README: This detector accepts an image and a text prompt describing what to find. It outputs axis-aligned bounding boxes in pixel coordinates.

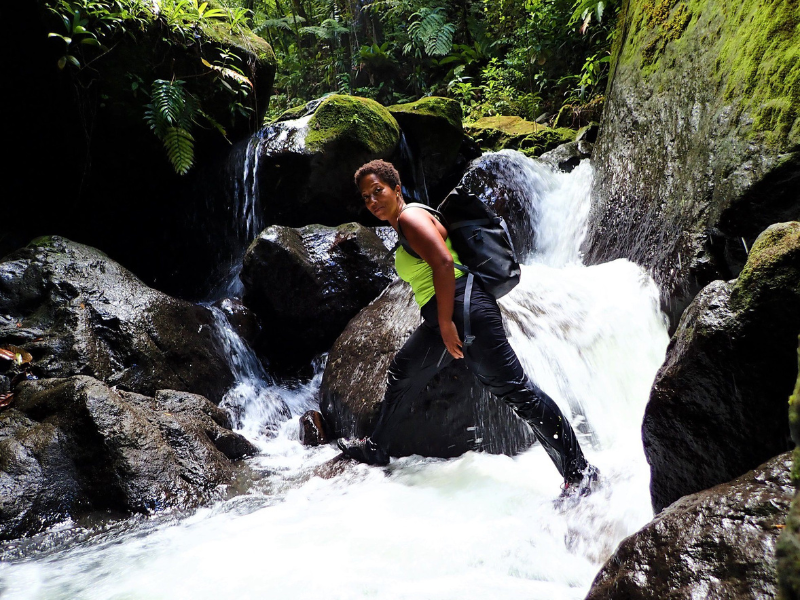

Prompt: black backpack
[392,187,521,346]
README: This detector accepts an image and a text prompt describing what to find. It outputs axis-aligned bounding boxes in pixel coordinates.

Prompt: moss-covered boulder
[465,116,576,157]
[777,338,800,599]
[388,97,474,197]
[5,2,277,298]
[643,222,800,512]
[240,223,395,369]
[586,453,794,600]
[584,0,800,326]
[250,95,401,226]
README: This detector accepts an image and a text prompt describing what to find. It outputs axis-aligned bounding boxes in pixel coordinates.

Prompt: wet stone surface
[586,452,793,600]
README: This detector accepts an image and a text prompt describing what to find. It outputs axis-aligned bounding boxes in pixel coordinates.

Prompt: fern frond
[163,126,195,175]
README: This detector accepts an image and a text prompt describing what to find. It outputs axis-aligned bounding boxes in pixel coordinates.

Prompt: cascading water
[0,151,670,600]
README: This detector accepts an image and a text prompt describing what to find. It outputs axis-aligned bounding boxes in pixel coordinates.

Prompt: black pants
[371,276,588,481]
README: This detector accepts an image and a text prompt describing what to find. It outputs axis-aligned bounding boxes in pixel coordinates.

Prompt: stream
[0,151,670,600]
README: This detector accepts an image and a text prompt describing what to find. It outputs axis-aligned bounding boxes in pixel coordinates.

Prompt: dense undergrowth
[254,0,619,125]
[41,0,618,175]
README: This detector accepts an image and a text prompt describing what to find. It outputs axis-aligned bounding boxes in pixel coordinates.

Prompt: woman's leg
[338,318,453,464]
[455,282,591,483]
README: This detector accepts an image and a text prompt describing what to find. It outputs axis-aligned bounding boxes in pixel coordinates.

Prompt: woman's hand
[440,320,464,360]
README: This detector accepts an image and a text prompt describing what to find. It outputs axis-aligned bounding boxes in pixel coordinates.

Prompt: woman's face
[360,173,401,222]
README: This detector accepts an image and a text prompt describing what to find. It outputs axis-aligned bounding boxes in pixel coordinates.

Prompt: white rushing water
[0,152,670,600]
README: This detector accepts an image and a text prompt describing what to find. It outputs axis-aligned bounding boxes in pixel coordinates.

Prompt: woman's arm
[399,208,464,360]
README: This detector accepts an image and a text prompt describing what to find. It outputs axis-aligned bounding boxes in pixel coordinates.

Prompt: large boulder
[777,338,800,598]
[583,0,800,324]
[586,453,793,600]
[241,223,395,368]
[0,375,255,540]
[5,1,276,298]
[320,279,534,458]
[643,223,800,512]
[246,95,401,226]
[388,97,475,199]
[458,150,569,260]
[0,237,235,402]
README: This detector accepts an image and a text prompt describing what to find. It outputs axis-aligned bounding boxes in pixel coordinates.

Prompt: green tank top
[395,234,465,308]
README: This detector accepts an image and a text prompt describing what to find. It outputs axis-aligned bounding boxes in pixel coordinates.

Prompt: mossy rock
[465,116,574,156]
[248,95,401,226]
[731,222,800,312]
[777,337,800,598]
[388,97,463,132]
[388,97,467,194]
[306,94,399,154]
[584,0,800,326]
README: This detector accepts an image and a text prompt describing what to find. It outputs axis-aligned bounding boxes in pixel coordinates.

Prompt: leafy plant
[144,79,200,175]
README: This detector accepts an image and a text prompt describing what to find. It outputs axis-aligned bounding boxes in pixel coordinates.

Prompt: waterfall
[0,152,670,600]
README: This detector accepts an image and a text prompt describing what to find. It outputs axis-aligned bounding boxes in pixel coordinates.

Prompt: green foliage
[145,79,199,175]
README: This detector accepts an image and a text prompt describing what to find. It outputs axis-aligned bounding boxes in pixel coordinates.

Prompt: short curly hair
[354,159,401,190]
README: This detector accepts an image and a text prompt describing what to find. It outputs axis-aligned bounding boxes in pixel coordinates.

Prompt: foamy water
[0,153,670,600]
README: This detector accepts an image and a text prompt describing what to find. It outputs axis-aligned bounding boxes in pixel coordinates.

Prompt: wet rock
[0,237,235,402]
[212,297,261,346]
[583,0,800,326]
[241,223,395,368]
[586,453,793,600]
[248,95,400,226]
[776,338,800,598]
[458,151,556,259]
[320,279,534,459]
[644,223,800,512]
[388,97,474,198]
[299,410,329,446]
[0,376,254,540]
[538,141,592,173]
[4,3,276,299]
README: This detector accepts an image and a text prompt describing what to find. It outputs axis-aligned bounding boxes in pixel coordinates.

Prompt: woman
[337,160,598,497]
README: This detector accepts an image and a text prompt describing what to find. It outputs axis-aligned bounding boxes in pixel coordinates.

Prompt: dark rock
[776,338,800,598]
[212,297,261,346]
[241,223,395,368]
[458,151,556,259]
[299,410,329,446]
[586,453,793,600]
[388,97,472,199]
[249,95,400,227]
[538,141,592,173]
[583,0,800,326]
[320,279,534,458]
[0,237,235,402]
[0,376,8,394]
[644,223,800,512]
[0,376,254,540]
[4,3,276,299]
[575,122,599,143]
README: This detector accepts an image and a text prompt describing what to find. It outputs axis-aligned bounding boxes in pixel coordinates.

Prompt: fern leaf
[201,58,253,88]
[163,126,195,175]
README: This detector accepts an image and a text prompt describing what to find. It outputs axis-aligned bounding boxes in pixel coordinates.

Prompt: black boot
[336,437,390,466]
[558,464,601,502]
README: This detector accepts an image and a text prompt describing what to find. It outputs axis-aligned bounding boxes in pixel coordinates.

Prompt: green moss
[305,95,400,154]
[199,20,276,66]
[28,236,57,248]
[388,97,463,132]
[518,127,577,157]
[273,104,309,123]
[465,116,569,153]
[730,222,800,311]
[616,0,800,149]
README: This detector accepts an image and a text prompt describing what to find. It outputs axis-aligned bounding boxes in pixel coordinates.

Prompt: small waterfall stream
[0,151,670,600]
